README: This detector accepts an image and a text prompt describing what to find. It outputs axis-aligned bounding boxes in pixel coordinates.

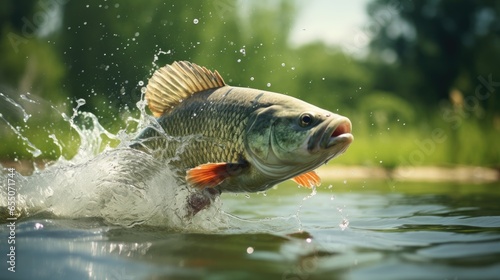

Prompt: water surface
[1,178,499,280]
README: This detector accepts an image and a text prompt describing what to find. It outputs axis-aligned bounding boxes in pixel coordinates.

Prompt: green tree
[367,0,500,166]
[367,0,500,108]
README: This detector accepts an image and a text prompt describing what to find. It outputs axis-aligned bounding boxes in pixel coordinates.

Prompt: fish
[132,61,353,215]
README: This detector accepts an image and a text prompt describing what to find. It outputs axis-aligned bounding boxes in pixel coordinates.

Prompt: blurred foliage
[367,0,500,105]
[0,0,499,167]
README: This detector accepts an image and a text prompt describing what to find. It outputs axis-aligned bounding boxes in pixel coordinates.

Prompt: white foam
[3,148,229,231]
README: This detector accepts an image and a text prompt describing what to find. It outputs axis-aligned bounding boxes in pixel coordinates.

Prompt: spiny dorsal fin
[145,61,226,117]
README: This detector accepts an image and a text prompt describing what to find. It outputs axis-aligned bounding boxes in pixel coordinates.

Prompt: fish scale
[147,87,252,173]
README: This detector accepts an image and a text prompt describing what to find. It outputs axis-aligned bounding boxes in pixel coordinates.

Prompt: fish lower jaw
[319,134,352,163]
[327,133,353,148]
[319,142,352,166]
[331,119,352,138]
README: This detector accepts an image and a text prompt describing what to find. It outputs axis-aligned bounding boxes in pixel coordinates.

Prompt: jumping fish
[133,61,353,215]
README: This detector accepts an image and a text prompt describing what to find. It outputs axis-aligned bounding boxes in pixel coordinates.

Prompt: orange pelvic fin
[292,171,321,188]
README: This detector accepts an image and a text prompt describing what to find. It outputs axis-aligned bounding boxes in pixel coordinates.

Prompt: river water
[1,175,499,280]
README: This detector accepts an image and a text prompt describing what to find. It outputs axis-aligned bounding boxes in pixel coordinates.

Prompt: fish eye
[299,113,314,127]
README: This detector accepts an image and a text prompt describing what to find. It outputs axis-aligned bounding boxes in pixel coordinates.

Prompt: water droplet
[250,77,254,81]
[246,247,254,254]
[237,59,241,63]
[134,32,140,37]
[138,80,144,86]
[193,18,199,24]
[20,93,36,104]
[281,63,285,67]
[266,83,271,87]
[76,98,86,107]
[339,218,349,231]
[239,48,246,56]
[31,148,42,158]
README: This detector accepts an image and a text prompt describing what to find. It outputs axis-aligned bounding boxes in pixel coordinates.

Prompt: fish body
[133,61,353,212]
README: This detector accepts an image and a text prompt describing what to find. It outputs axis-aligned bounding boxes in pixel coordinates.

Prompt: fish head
[245,101,353,179]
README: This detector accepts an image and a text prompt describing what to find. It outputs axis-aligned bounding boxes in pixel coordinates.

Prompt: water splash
[20,92,38,104]
[0,92,228,231]
[339,217,349,231]
[59,98,121,162]
[0,114,42,158]
[0,93,41,158]
[336,206,350,231]
[14,148,222,229]
[0,92,31,122]
[295,186,318,231]
[151,49,170,74]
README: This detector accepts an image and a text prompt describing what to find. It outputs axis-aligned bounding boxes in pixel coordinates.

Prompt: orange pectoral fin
[292,171,321,188]
[186,163,229,189]
[186,161,248,189]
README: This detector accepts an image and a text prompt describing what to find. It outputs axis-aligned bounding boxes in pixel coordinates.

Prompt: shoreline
[316,165,499,183]
[1,160,498,183]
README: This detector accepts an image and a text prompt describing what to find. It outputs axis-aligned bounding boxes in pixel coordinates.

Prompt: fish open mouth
[326,118,353,148]
[331,120,352,138]
[318,117,353,151]
[308,117,353,153]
